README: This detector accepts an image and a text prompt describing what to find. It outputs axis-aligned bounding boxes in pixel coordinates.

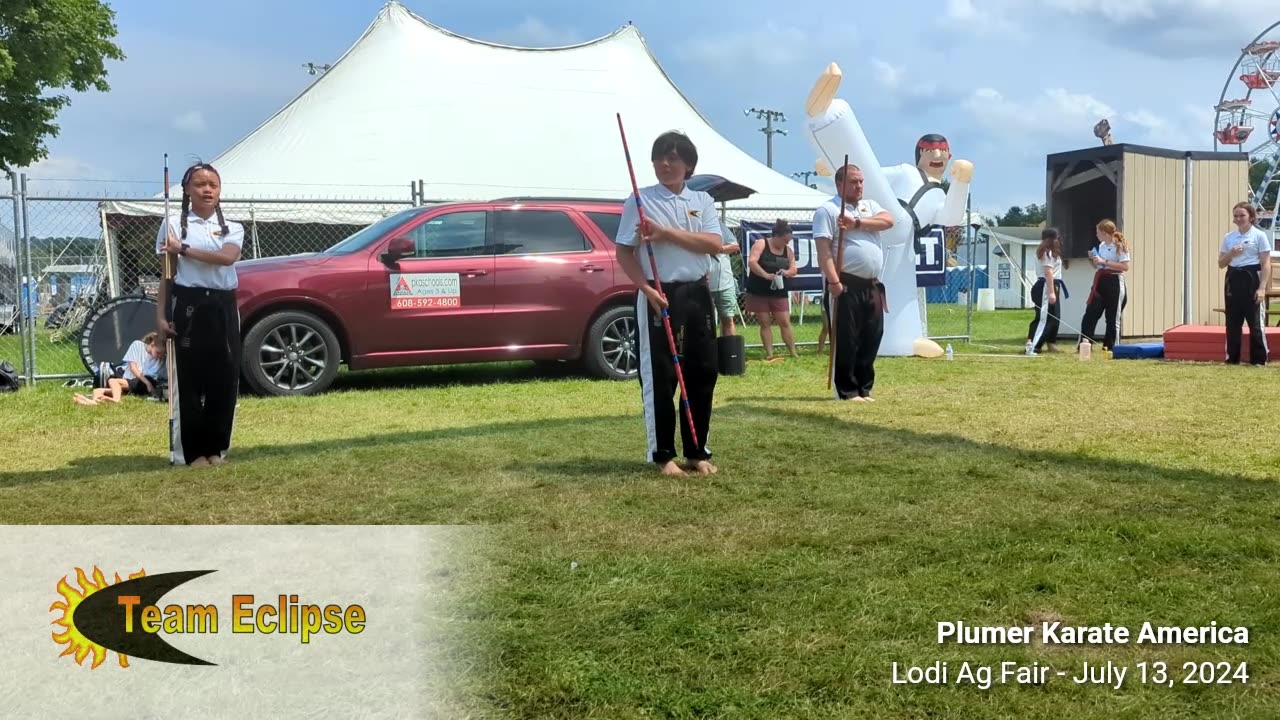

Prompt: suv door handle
[580,264,605,273]
[461,269,488,277]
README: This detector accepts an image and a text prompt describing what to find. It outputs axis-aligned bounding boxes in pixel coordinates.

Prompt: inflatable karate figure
[803,63,973,357]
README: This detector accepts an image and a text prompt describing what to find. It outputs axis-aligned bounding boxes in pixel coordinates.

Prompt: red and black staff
[616,113,698,448]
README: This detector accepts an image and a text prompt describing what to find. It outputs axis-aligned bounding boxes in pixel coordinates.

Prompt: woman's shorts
[126,377,148,395]
[746,294,789,315]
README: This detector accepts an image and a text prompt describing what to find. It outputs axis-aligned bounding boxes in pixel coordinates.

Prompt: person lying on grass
[73,332,165,406]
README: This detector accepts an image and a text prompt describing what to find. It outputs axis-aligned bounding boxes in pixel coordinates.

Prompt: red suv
[233,198,637,395]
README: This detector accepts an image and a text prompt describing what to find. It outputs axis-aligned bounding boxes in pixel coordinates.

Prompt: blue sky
[22,0,1280,218]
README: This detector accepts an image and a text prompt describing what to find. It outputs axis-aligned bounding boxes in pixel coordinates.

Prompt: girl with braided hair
[155,162,245,467]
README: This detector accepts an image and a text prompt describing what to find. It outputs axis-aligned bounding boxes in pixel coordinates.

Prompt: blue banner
[739,221,950,290]
[915,226,946,287]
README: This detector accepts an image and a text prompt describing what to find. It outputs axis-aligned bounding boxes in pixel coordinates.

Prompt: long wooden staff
[826,154,849,390]
[162,154,177,464]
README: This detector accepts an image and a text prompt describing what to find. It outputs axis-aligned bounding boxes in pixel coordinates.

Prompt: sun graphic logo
[50,566,147,668]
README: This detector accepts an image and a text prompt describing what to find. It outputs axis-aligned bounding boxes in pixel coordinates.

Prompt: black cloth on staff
[1224,264,1268,365]
[636,279,718,464]
[825,273,885,400]
[171,284,241,463]
[1080,271,1126,350]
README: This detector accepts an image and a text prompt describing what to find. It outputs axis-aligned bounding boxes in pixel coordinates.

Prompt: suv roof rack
[490,196,624,204]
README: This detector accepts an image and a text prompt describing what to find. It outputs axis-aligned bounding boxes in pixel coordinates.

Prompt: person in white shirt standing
[814,164,895,401]
[1025,228,1067,355]
[615,131,724,476]
[156,162,245,467]
[1218,201,1274,365]
[708,226,741,337]
[1078,219,1130,351]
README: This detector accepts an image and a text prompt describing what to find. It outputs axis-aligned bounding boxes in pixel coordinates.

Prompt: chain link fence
[1,174,416,383]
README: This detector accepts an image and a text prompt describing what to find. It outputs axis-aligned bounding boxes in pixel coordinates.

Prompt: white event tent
[105,1,826,227]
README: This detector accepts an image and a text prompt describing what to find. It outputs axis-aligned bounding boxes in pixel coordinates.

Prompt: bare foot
[190,457,210,467]
[846,396,867,403]
[658,460,686,476]
[207,455,225,466]
[683,459,718,475]
[72,394,96,406]
[863,396,876,402]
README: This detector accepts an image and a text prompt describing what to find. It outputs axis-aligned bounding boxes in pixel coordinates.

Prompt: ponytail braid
[215,203,228,237]
[180,186,191,240]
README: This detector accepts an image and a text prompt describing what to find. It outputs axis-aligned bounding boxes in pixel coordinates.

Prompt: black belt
[174,284,236,298]
[838,273,878,289]
[649,278,707,289]
[1227,264,1262,273]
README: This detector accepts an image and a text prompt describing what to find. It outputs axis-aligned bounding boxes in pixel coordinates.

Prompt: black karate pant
[1026,278,1063,352]
[637,280,718,465]
[826,273,885,400]
[171,284,241,463]
[1080,272,1126,349]
[1225,264,1268,365]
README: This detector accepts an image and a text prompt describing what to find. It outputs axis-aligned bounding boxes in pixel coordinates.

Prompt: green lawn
[3,309,1277,718]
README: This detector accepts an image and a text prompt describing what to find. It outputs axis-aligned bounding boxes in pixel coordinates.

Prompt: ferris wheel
[1213,20,1280,235]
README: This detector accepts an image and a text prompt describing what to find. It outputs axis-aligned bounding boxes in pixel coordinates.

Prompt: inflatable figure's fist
[950,159,974,184]
[806,63,842,117]
[815,158,833,176]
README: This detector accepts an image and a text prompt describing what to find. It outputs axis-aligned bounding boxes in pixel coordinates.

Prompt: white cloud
[945,0,977,20]
[677,22,816,73]
[490,17,584,48]
[872,59,903,89]
[963,87,1115,144]
[173,111,207,134]
[21,154,99,179]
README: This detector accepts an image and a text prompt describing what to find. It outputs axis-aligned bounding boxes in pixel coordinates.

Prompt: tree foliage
[0,0,125,171]
[997,203,1045,227]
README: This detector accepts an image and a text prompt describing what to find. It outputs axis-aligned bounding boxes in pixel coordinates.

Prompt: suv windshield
[325,208,424,255]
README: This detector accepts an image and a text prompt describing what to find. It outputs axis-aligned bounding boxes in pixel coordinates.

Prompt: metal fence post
[965,191,975,343]
[20,173,36,383]
[9,173,29,381]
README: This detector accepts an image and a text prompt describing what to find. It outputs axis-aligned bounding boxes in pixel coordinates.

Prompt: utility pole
[745,108,787,168]
[792,171,818,189]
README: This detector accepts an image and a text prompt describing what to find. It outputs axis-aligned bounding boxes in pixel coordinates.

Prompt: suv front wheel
[242,310,342,396]
[584,305,639,380]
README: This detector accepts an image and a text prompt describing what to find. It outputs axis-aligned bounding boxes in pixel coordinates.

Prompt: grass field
[2,308,1278,718]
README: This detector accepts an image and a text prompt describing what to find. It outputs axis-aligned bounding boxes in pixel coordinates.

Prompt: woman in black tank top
[746,219,799,360]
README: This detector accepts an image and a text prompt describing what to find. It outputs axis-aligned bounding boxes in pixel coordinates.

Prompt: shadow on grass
[324,360,592,393]
[4,401,1274,499]
[0,414,632,490]
[507,401,1276,495]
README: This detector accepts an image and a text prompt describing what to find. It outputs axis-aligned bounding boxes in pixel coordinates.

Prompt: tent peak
[383,1,638,52]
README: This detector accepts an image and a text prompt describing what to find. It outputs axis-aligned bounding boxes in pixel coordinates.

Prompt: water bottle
[1079,338,1092,360]
[945,343,954,361]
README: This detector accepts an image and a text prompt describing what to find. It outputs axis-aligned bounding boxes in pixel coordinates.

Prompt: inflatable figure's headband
[915,134,950,164]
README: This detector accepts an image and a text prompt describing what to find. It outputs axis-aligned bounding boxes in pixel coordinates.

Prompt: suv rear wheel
[242,310,341,396]
[584,305,638,380]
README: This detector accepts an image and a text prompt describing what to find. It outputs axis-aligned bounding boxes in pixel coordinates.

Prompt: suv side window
[493,210,589,255]
[584,211,622,244]
[406,211,490,258]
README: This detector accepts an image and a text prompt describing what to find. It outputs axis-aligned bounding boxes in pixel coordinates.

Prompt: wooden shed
[1044,143,1250,339]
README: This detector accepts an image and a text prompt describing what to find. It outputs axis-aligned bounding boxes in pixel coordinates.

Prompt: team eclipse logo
[51,566,367,668]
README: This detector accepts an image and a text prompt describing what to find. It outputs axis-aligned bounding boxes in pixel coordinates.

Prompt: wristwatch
[854,217,862,229]
[179,243,190,255]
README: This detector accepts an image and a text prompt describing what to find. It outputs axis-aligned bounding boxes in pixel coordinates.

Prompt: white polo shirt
[1039,250,1062,279]
[708,228,738,292]
[1221,226,1273,268]
[812,194,886,280]
[156,211,245,290]
[615,183,721,283]
[1092,241,1130,265]
[121,340,163,380]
